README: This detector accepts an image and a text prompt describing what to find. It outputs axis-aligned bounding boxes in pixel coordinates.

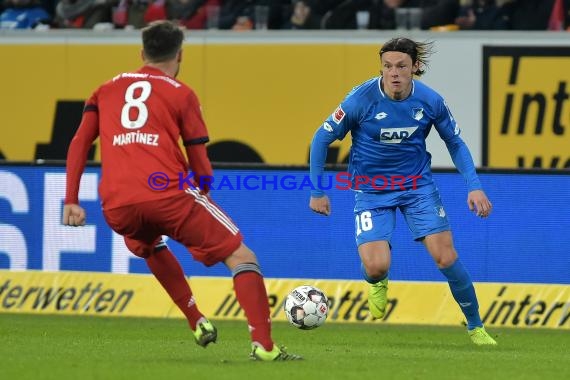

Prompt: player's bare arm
[62,204,86,226]
[64,107,98,225]
[310,195,331,216]
[467,190,492,218]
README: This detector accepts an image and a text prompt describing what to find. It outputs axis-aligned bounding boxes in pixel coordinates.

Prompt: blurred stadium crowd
[0,0,568,32]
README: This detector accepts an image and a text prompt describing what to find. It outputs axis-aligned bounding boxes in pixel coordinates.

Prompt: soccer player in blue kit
[309,37,497,345]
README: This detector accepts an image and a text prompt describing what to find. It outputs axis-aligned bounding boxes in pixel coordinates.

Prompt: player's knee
[225,243,258,268]
[434,249,457,268]
[365,267,388,279]
[361,255,390,278]
[124,239,153,259]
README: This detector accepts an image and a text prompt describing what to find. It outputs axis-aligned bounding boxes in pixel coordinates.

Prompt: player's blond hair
[379,38,434,77]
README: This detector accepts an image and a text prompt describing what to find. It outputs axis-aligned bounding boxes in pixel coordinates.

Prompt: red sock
[146,248,204,330]
[233,271,274,351]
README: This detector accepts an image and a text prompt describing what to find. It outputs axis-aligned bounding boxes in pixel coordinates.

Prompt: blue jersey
[310,77,481,204]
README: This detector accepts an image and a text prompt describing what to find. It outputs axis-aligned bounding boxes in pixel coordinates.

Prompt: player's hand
[467,190,492,218]
[310,195,331,216]
[62,204,86,226]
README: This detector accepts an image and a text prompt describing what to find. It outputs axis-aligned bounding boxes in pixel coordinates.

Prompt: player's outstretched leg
[439,258,497,346]
[227,244,302,360]
[144,243,214,346]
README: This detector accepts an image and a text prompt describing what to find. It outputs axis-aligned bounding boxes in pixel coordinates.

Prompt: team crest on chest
[412,108,424,121]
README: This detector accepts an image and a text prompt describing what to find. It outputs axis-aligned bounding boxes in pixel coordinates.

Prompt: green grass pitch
[1,314,568,380]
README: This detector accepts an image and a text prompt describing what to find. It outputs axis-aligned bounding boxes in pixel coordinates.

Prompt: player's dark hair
[379,38,434,77]
[142,20,185,63]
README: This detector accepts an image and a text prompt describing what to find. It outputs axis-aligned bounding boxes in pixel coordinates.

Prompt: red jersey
[66,66,210,210]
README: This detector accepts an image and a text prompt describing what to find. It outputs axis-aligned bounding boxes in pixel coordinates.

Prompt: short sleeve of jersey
[180,89,209,146]
[434,97,460,142]
[322,96,360,141]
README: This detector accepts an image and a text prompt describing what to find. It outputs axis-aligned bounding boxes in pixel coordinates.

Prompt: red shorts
[103,189,243,266]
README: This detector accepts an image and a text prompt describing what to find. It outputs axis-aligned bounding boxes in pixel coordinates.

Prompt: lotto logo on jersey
[380,127,418,144]
[332,105,345,124]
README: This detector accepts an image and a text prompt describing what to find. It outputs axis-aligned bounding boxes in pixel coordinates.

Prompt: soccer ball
[283,285,329,330]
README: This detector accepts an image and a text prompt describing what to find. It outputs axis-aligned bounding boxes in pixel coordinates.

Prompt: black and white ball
[283,285,329,330]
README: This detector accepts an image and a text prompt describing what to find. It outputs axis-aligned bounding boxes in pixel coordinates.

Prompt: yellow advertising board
[0,41,378,165]
[483,47,570,168]
[0,270,177,317]
[2,271,569,329]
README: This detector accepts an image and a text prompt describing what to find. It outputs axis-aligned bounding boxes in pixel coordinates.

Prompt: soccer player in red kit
[62,20,301,361]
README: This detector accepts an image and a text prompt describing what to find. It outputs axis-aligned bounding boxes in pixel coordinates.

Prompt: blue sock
[361,263,388,284]
[439,259,482,330]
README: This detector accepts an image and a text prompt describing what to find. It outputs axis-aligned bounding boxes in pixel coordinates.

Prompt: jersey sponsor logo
[380,127,418,144]
[375,112,388,120]
[454,125,460,135]
[412,108,424,121]
[323,122,333,132]
[332,105,345,124]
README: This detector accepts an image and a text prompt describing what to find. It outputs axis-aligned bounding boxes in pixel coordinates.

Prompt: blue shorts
[354,189,450,246]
